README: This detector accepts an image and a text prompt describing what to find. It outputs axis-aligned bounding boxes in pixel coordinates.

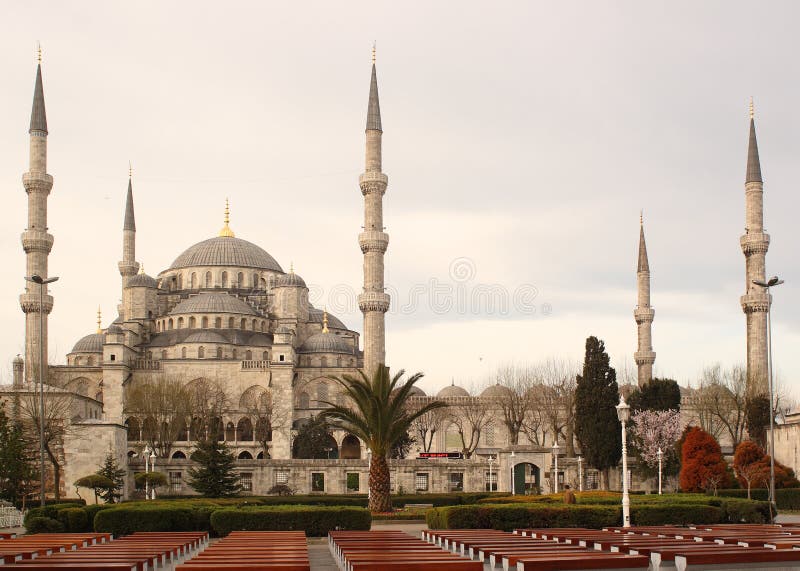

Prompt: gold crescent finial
[96,306,102,334]
[372,41,376,64]
[37,42,42,64]
[749,97,754,120]
[139,263,145,275]
[640,209,643,226]
[289,261,294,274]
[322,308,329,333]
[219,198,235,237]
[129,161,132,179]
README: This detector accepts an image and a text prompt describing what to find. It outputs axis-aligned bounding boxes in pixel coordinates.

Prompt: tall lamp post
[142,445,152,500]
[488,455,495,492]
[577,455,583,492]
[552,441,560,494]
[149,450,157,499]
[510,451,516,495]
[25,274,59,507]
[753,276,783,505]
[616,395,631,528]
[657,448,663,495]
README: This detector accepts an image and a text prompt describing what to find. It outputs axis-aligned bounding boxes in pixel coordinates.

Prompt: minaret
[19,53,55,384]
[118,166,139,304]
[358,46,390,376]
[633,214,655,387]
[739,99,771,397]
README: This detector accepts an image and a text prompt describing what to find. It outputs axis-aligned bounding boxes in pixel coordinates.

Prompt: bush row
[426,498,772,530]
[716,488,800,510]
[153,492,495,507]
[210,506,370,536]
[478,492,740,506]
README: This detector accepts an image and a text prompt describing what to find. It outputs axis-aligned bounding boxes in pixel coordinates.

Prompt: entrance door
[513,463,541,495]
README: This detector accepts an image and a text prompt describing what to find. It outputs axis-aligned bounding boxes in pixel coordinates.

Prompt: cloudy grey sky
[1,1,798,396]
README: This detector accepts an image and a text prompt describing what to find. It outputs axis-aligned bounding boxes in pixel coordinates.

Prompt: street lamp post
[149,450,157,499]
[657,448,663,495]
[25,274,59,507]
[366,448,372,502]
[510,450,516,495]
[143,445,152,500]
[752,276,784,506]
[577,455,583,492]
[616,395,631,527]
[488,455,495,492]
[552,441,560,494]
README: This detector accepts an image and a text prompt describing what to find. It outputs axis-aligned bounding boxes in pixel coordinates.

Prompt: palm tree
[322,366,447,512]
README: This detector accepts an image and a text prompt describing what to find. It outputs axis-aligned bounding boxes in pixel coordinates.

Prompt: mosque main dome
[168,236,283,272]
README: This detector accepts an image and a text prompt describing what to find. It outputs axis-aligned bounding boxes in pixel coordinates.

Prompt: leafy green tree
[292,415,335,459]
[187,439,241,497]
[74,474,115,505]
[321,366,447,512]
[389,431,415,459]
[0,404,37,504]
[574,336,622,489]
[96,452,126,503]
[133,471,167,493]
[628,378,681,412]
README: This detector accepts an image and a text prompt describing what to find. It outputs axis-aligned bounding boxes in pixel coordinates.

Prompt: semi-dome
[183,331,229,344]
[168,236,283,272]
[308,308,346,330]
[71,333,104,353]
[481,383,511,398]
[170,293,259,316]
[106,324,123,335]
[299,332,352,354]
[437,384,469,398]
[274,272,306,288]
[127,273,158,288]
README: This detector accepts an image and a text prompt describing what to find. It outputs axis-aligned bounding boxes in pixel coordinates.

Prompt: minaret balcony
[20,230,54,254]
[634,307,654,323]
[118,261,140,277]
[19,292,54,314]
[359,172,388,195]
[740,291,771,313]
[358,231,389,253]
[740,233,770,255]
[634,351,656,365]
[22,172,53,193]
[358,291,390,313]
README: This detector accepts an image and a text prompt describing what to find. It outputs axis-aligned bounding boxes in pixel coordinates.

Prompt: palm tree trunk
[369,455,392,513]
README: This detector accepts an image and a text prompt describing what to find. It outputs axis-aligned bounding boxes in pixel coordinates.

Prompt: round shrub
[26,516,65,534]
[57,507,89,532]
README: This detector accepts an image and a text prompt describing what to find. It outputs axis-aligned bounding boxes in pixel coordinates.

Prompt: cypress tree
[574,336,622,489]
[96,452,126,503]
[0,404,36,504]
[628,378,681,412]
[188,439,241,497]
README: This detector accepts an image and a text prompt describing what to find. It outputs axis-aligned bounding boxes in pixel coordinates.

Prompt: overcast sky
[1,1,798,397]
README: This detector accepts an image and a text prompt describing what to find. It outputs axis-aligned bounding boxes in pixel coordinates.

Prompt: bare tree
[125,374,192,458]
[241,388,288,458]
[448,395,491,458]
[408,398,448,453]
[694,364,747,448]
[186,378,230,441]
[536,358,579,455]
[494,363,537,445]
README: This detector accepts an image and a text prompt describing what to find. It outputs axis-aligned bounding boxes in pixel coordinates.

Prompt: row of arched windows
[125,416,272,443]
[167,271,270,292]
[161,347,269,360]
[128,449,268,461]
[157,316,268,333]
[71,356,96,366]
[299,355,356,368]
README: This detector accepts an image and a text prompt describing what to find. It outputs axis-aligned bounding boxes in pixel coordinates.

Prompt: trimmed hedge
[94,506,210,536]
[57,507,89,532]
[152,492,495,508]
[210,506,371,537]
[26,516,65,533]
[716,488,800,510]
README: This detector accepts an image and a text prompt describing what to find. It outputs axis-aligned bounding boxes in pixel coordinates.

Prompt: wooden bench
[673,548,800,571]
[516,553,650,571]
[178,531,309,571]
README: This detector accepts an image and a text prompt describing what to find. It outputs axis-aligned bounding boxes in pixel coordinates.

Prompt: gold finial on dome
[219,198,235,238]
[372,41,376,64]
[749,96,754,120]
[129,160,133,179]
[640,209,643,226]
[322,309,329,333]
[289,261,295,274]
[37,42,42,64]
[96,306,102,334]
[138,264,145,275]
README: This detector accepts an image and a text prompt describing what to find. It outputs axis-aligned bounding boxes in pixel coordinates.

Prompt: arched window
[181,347,187,358]
[177,317,184,329]
[210,417,224,441]
[176,274,183,289]
[260,277,267,290]
[241,318,247,329]
[142,417,157,442]
[299,392,310,409]
[221,271,228,288]
[74,356,82,366]
[189,417,203,440]
[157,321,161,332]
[261,321,266,332]
[317,383,329,406]
[125,417,141,441]
[235,272,243,288]
[225,422,236,441]
[147,351,153,360]
[215,317,222,328]
[189,316,196,328]
[237,418,254,441]
[256,451,266,460]
[201,316,208,328]
[232,348,238,360]
[245,350,252,360]
[161,350,167,360]
[198,346,205,358]
[320,357,328,368]
[238,451,253,460]
[255,418,272,443]
[262,351,268,360]
[336,356,342,367]
[176,420,188,441]
[168,318,174,330]
[88,356,95,366]
[216,346,223,359]
[252,319,257,330]
[172,450,187,459]
[228,317,235,328]
[341,434,362,459]
[252,273,258,289]
[205,271,212,288]
[190,272,196,289]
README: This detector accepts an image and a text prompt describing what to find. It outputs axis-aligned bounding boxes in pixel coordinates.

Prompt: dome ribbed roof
[127,273,158,288]
[299,332,352,354]
[275,272,306,288]
[170,293,259,316]
[481,383,512,398]
[71,333,104,353]
[183,331,229,344]
[437,384,469,398]
[308,308,346,330]
[168,236,283,272]
[107,324,123,334]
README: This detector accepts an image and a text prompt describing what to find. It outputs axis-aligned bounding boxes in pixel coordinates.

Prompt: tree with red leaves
[734,440,799,498]
[679,426,730,494]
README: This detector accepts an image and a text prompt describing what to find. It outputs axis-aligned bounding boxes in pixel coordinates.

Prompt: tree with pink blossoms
[629,409,683,479]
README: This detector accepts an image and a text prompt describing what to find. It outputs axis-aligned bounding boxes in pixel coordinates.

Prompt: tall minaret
[118,167,139,316]
[739,99,771,397]
[19,53,55,384]
[358,47,390,376]
[634,214,656,386]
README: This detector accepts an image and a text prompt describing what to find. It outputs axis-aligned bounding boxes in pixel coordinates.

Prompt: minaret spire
[20,57,55,383]
[118,167,139,318]
[634,213,655,387]
[740,98,771,397]
[219,198,235,237]
[358,49,390,376]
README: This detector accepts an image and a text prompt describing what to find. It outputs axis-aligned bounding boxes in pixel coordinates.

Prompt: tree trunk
[369,455,392,513]
[45,445,61,500]
[565,422,575,457]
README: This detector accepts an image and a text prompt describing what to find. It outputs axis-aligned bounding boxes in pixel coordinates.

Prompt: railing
[132,359,161,370]
[0,506,23,529]
[242,360,269,370]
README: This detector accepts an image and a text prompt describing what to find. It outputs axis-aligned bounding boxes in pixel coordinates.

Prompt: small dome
[168,236,283,272]
[170,293,259,316]
[308,307,346,330]
[274,272,306,288]
[481,383,512,398]
[183,331,229,344]
[437,384,469,398]
[127,273,158,288]
[408,386,426,397]
[106,324,123,335]
[299,332,352,354]
[71,333,104,353]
